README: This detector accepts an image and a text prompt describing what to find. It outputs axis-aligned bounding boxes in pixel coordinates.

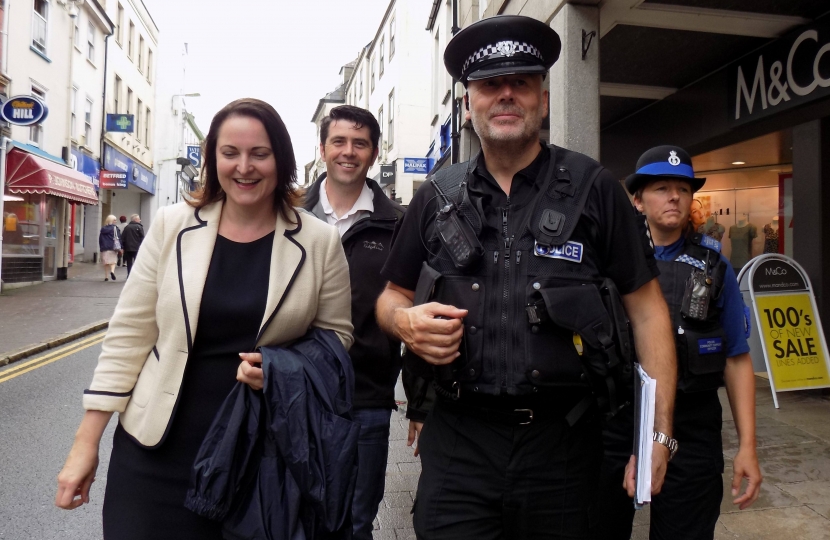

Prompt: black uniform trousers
[414,394,603,540]
[591,390,724,540]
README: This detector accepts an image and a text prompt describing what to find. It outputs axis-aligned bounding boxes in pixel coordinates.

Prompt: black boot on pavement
[111,272,117,281]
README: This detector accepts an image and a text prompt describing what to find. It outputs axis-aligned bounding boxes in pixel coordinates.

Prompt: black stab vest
[656,236,728,393]
[418,145,628,397]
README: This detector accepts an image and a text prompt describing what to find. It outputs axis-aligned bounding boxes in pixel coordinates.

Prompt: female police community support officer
[376,15,678,540]
[592,146,763,540]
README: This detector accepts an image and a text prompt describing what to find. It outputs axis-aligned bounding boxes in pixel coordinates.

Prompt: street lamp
[171,93,201,110]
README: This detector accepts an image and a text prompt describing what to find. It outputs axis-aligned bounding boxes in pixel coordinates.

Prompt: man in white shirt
[303,105,405,540]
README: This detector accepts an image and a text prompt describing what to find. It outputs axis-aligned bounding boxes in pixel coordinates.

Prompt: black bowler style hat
[625,145,706,195]
[444,15,561,84]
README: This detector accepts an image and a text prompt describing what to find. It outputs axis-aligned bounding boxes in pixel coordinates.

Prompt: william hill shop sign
[1,96,49,126]
[730,18,830,125]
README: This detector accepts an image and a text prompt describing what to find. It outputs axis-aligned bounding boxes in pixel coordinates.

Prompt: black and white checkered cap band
[462,40,544,75]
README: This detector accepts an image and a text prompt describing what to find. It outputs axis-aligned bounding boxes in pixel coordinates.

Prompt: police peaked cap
[625,145,706,195]
[444,15,561,84]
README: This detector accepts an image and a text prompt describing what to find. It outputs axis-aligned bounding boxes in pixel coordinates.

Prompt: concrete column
[549,4,600,160]
[792,118,830,331]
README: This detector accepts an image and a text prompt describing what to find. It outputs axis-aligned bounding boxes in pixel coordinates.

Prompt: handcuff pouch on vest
[526,278,633,414]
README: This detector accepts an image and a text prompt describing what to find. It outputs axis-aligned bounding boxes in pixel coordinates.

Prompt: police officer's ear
[464,92,471,121]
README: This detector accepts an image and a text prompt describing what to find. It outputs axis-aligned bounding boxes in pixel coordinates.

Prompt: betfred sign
[100,170,128,189]
[730,19,830,125]
[1,96,48,126]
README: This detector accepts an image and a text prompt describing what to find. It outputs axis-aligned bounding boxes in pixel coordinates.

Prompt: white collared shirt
[319,179,375,236]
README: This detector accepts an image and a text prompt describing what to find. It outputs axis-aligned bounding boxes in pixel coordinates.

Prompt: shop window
[2,194,42,256]
[32,0,49,55]
[74,204,84,245]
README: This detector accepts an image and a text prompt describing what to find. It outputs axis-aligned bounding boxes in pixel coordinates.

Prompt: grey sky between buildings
[142,0,393,178]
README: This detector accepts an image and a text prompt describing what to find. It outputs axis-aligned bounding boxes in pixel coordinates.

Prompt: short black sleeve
[588,169,659,295]
[380,182,438,291]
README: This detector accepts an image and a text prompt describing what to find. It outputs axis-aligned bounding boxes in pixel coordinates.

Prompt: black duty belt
[437,389,587,426]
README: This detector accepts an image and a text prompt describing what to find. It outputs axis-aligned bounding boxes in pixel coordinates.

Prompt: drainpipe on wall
[0,136,11,290]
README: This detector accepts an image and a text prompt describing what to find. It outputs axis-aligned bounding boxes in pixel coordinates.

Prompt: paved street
[1,273,830,539]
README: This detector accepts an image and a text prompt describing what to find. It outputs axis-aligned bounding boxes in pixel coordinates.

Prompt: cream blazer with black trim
[82,201,354,447]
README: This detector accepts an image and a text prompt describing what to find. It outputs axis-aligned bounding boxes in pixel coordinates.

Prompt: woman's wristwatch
[653,431,679,460]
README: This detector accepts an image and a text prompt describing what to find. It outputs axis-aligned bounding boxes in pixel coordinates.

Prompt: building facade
[1,0,111,287]
[312,0,432,204]
[92,0,158,261]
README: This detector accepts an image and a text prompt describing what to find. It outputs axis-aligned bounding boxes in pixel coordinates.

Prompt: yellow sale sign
[755,293,830,390]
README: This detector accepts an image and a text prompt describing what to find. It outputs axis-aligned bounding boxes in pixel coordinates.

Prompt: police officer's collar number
[533,240,583,263]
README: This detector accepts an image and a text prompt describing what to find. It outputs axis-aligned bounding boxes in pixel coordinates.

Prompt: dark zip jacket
[304,175,405,410]
[121,221,145,252]
[185,328,360,539]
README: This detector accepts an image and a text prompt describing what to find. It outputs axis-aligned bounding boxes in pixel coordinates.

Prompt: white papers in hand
[634,363,657,509]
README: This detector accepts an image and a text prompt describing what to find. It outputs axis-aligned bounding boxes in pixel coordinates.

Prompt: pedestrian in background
[304,104,404,540]
[55,98,353,540]
[98,215,121,282]
[116,215,127,266]
[592,146,761,540]
[120,214,145,276]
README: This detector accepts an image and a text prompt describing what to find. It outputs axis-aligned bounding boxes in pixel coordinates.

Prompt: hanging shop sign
[379,164,396,186]
[186,145,202,167]
[404,158,432,174]
[730,18,830,125]
[100,170,128,189]
[105,114,135,133]
[1,96,48,126]
[738,255,830,408]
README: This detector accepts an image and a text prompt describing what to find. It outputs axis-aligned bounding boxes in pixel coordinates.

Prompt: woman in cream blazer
[56,99,352,539]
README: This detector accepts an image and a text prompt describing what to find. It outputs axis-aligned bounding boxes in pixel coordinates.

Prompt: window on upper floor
[389,14,395,59]
[378,106,384,147]
[136,99,143,142]
[85,97,93,144]
[379,37,385,77]
[359,68,363,98]
[138,36,144,73]
[371,58,375,92]
[147,50,153,83]
[128,21,135,60]
[144,108,151,147]
[126,87,133,116]
[74,21,80,48]
[116,3,124,45]
[32,0,49,55]
[87,22,96,62]
[71,87,78,139]
[114,75,122,113]
[30,84,47,146]
[388,89,395,149]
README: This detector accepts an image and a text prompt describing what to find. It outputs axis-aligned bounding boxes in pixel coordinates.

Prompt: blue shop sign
[1,96,49,126]
[404,157,432,174]
[70,148,101,189]
[106,114,135,133]
[187,145,201,167]
[103,144,156,194]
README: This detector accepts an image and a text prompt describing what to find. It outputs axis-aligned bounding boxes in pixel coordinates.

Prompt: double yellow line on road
[0,332,105,384]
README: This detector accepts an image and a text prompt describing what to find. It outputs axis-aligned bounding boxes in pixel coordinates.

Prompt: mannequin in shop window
[763,216,779,253]
[729,213,757,272]
[698,211,725,241]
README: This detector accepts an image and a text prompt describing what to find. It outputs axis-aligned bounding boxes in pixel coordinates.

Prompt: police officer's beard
[471,105,545,151]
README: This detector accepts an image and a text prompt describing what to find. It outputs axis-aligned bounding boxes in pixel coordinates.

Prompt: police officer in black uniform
[376,16,678,539]
[592,146,762,540]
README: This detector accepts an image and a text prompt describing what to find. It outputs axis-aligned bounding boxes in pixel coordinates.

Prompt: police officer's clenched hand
[394,302,468,365]
[376,282,468,366]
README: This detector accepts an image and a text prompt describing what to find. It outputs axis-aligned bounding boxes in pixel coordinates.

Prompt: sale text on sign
[755,293,829,390]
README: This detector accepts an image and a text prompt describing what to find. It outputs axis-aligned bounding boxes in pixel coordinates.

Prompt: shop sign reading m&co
[730,19,830,125]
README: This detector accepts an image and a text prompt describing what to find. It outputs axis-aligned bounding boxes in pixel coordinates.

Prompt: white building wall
[335,0,432,204]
